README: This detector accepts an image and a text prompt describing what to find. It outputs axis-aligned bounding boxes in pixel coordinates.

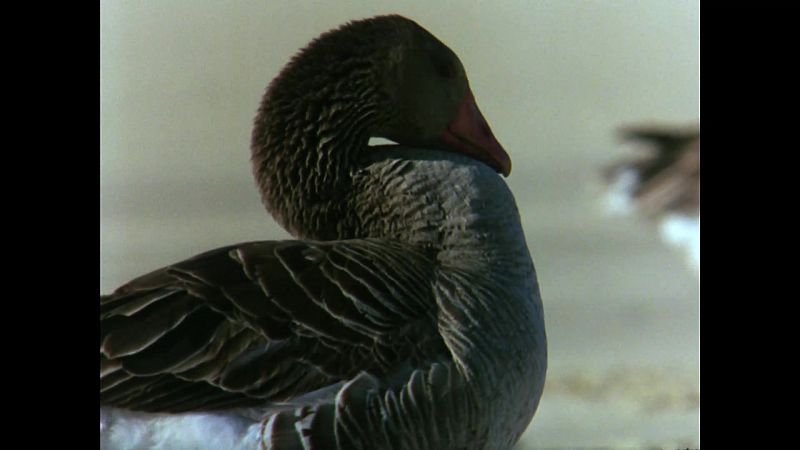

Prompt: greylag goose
[100,15,546,450]
[603,123,700,271]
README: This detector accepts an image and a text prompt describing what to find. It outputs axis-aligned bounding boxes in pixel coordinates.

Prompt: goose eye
[431,54,456,79]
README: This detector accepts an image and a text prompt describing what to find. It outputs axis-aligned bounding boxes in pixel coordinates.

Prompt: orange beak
[439,90,511,176]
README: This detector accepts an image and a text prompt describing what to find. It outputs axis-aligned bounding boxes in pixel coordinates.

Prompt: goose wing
[100,239,443,413]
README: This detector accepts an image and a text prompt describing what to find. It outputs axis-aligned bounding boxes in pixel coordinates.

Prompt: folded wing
[100,239,444,413]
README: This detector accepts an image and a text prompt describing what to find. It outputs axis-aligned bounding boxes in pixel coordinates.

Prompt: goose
[100,15,547,450]
[603,123,700,271]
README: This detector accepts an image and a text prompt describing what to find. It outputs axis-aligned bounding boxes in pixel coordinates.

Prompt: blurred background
[100,1,699,448]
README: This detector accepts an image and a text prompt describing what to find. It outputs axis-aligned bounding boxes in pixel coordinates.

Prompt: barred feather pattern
[101,153,546,450]
[251,17,410,241]
[253,153,547,450]
[101,15,546,450]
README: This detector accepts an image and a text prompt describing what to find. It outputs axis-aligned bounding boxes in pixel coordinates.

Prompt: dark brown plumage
[101,15,544,450]
[605,124,700,218]
[101,241,443,413]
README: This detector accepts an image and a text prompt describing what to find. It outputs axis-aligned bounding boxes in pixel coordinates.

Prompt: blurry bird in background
[603,123,700,274]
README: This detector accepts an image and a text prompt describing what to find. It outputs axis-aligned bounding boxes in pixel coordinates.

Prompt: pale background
[100,1,699,448]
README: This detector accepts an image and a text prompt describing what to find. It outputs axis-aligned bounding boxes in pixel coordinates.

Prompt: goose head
[252,15,509,238]
[371,21,510,176]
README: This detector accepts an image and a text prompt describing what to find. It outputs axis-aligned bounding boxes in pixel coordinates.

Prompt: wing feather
[100,239,442,412]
